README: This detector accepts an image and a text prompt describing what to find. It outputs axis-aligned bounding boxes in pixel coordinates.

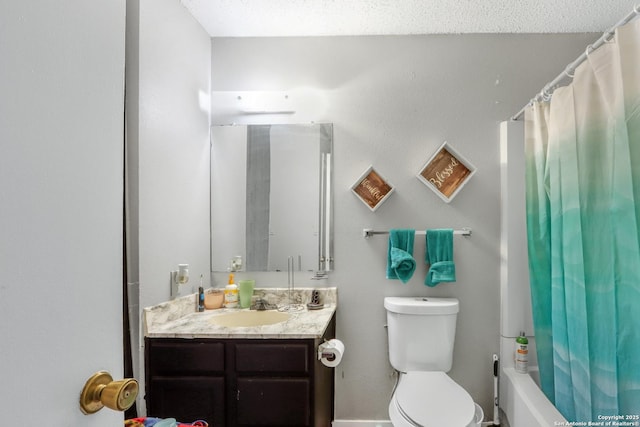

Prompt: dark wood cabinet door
[236,377,311,426]
[148,377,225,426]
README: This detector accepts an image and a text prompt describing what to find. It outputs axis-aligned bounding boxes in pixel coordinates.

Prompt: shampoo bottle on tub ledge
[515,331,529,373]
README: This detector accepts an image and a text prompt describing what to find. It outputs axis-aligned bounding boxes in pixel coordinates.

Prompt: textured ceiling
[180,0,639,37]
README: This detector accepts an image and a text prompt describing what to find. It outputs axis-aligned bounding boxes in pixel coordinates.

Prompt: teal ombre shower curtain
[524,20,640,422]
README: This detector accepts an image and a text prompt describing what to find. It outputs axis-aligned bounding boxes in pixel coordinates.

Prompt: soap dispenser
[224,273,239,308]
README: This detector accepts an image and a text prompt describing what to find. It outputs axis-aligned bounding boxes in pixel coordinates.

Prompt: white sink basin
[209,310,290,327]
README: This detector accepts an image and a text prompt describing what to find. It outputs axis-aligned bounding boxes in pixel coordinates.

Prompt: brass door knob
[79,371,138,414]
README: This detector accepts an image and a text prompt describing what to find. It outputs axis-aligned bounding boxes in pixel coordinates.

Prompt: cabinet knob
[79,371,138,414]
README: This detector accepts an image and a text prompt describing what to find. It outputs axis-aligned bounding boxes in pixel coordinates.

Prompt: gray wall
[210,34,594,420]
[127,0,212,413]
[135,0,211,308]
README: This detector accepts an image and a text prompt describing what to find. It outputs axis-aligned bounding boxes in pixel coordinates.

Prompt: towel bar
[362,228,472,238]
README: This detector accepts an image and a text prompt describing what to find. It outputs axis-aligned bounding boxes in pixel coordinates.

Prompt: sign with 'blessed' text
[417,142,476,203]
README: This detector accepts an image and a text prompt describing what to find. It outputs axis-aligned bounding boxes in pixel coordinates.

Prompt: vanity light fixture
[236,91,296,115]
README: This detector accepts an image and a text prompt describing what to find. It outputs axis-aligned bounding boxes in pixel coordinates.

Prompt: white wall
[210,34,594,420]
[499,120,539,371]
[0,0,126,423]
[126,0,211,413]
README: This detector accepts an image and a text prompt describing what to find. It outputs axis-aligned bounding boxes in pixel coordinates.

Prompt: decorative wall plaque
[417,141,476,203]
[351,166,395,212]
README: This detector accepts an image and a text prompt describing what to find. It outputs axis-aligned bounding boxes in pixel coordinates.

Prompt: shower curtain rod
[511,4,640,121]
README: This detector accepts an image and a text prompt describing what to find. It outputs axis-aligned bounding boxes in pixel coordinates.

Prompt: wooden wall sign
[417,142,476,203]
[351,166,395,212]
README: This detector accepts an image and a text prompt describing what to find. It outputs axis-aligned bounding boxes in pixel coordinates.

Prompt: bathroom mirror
[211,123,333,273]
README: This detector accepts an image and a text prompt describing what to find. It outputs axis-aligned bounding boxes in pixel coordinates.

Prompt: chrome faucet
[254,299,267,311]
[251,298,276,311]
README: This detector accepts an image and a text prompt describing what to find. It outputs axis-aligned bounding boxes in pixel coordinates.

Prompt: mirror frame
[318,124,333,272]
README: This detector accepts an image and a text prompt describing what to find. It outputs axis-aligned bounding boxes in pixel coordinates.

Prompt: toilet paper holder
[319,352,337,361]
[317,338,344,367]
[318,339,335,361]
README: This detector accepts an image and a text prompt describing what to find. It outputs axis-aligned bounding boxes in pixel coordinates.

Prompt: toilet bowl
[384,297,479,427]
[388,371,476,427]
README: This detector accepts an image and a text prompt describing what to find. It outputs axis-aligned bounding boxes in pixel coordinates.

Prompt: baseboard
[332,421,393,427]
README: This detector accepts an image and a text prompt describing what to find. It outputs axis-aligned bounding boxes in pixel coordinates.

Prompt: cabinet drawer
[235,342,310,373]
[148,339,224,375]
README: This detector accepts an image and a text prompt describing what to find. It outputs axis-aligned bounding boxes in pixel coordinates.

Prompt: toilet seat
[392,371,475,426]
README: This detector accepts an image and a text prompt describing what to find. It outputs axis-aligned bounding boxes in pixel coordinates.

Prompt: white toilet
[384,297,478,427]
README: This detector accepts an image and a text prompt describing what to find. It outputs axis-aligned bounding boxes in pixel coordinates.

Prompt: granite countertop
[144,287,337,339]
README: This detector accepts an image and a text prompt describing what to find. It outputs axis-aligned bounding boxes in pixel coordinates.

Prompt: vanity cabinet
[145,314,335,427]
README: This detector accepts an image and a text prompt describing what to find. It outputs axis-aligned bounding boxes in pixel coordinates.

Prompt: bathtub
[500,366,566,427]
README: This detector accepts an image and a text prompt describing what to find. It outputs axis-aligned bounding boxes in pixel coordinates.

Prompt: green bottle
[515,331,529,373]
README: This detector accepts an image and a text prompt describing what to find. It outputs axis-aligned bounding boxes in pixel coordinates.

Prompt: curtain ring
[539,87,552,102]
[585,44,593,57]
[603,30,616,44]
[564,66,575,79]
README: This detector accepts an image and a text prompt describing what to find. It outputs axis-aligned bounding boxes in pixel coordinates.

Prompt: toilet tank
[384,297,459,372]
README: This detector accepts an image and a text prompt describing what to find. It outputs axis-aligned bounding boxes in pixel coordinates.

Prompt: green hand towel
[425,229,456,286]
[387,229,416,284]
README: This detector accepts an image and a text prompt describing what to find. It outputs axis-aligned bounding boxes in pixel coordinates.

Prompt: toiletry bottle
[515,331,529,373]
[224,273,239,308]
[198,286,205,312]
[197,274,205,312]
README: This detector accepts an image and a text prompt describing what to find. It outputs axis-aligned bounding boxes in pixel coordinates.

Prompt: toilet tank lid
[384,297,459,315]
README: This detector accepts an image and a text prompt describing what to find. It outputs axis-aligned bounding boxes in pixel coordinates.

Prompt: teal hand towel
[386,229,416,284]
[425,229,456,286]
